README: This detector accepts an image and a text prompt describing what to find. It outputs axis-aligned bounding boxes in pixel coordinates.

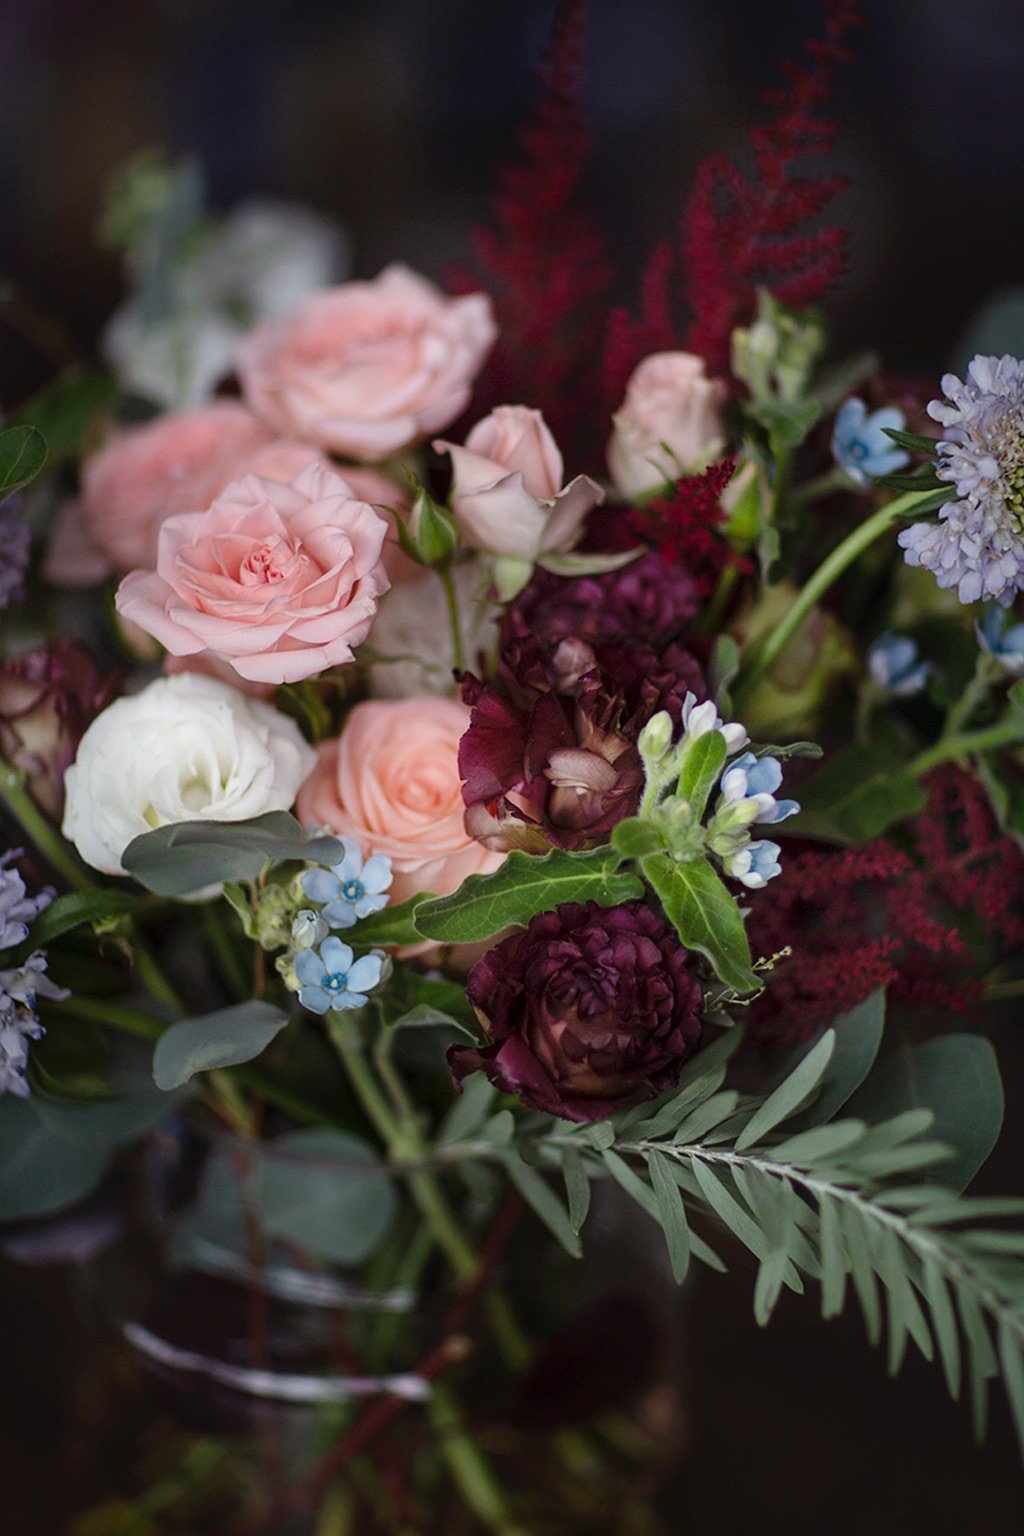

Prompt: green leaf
[844,1034,1004,1191]
[610,817,669,860]
[29,889,142,946]
[735,1031,836,1151]
[0,424,47,497]
[647,1152,691,1283]
[438,1075,496,1147]
[784,991,886,1131]
[414,846,642,944]
[922,1257,961,1401]
[601,1148,660,1221]
[152,1002,291,1090]
[537,548,641,578]
[12,364,116,464]
[123,813,344,896]
[998,1321,1024,1460]
[562,1146,592,1235]
[0,1096,112,1219]
[676,731,727,819]
[345,896,430,949]
[641,853,758,995]
[881,426,941,455]
[790,745,927,844]
[840,1201,881,1346]
[692,1159,774,1265]
[254,1128,397,1266]
[501,1151,582,1258]
[819,1196,848,1319]
[957,1282,998,1440]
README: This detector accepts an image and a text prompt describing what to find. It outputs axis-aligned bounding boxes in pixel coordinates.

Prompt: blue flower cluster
[291,838,392,1016]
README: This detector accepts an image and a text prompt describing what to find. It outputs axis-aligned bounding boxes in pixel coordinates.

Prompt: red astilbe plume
[450,0,611,453]
[627,455,747,603]
[681,1,861,373]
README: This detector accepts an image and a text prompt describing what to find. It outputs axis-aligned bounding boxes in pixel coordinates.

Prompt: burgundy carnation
[502,551,701,650]
[459,636,704,852]
[448,900,704,1123]
[0,641,121,817]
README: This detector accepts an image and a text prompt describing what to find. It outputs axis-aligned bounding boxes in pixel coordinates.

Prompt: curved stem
[943,651,999,737]
[733,489,936,710]
[907,717,1024,779]
[436,565,465,674]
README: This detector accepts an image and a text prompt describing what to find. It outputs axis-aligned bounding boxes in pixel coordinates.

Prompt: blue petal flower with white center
[679,692,748,754]
[976,605,1024,676]
[866,633,932,697]
[831,399,910,488]
[293,935,384,1015]
[718,753,800,825]
[300,838,393,930]
[725,840,783,890]
[898,354,1024,605]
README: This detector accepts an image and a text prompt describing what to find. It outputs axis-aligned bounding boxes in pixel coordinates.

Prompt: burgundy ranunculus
[459,635,704,852]
[448,901,704,1122]
[0,641,120,817]
[502,551,701,650]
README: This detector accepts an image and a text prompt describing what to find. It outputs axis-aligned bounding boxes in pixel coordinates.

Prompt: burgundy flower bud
[502,551,701,651]
[459,636,704,852]
[0,641,120,817]
[448,901,704,1122]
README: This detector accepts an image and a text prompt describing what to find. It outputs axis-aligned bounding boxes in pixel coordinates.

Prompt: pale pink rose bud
[237,265,497,462]
[435,404,603,561]
[607,351,727,501]
[115,461,390,686]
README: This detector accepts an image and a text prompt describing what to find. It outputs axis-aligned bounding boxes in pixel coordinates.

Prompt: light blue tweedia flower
[294,936,384,1015]
[0,851,55,950]
[977,605,1024,676]
[0,499,31,610]
[1,953,68,1097]
[899,354,1024,605]
[300,838,393,930]
[831,399,910,488]
[718,753,800,825]
[867,633,931,697]
[724,840,782,890]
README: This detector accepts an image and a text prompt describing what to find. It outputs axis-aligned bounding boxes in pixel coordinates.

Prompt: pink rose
[237,265,497,461]
[435,405,603,560]
[46,402,325,585]
[297,696,502,905]
[607,352,727,501]
[115,461,390,686]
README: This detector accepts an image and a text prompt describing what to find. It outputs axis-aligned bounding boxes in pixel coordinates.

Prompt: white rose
[607,351,727,500]
[62,674,316,876]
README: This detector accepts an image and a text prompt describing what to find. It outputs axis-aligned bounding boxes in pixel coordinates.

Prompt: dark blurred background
[2,1,1024,1530]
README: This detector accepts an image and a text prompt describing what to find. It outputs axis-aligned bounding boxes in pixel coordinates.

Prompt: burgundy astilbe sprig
[451,0,611,453]
[627,455,746,603]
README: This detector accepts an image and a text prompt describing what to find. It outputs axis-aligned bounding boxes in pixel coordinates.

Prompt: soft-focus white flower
[62,673,316,876]
[368,561,498,699]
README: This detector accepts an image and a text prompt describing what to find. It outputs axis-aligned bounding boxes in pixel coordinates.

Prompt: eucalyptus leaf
[0,1097,112,1220]
[152,1002,291,1090]
[123,813,344,896]
[0,424,47,498]
[641,853,758,994]
[415,846,642,944]
[254,1128,397,1267]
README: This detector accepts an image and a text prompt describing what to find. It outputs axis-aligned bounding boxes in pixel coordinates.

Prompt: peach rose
[237,265,497,461]
[607,351,727,500]
[46,401,325,585]
[297,696,502,905]
[435,404,603,560]
[115,461,390,686]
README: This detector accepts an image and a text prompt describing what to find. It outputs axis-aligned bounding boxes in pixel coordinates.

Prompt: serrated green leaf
[562,1147,592,1235]
[414,846,641,944]
[646,1152,691,1284]
[502,1151,581,1258]
[736,1032,835,1151]
[0,424,47,497]
[642,853,758,995]
[152,1002,291,1089]
[676,732,727,819]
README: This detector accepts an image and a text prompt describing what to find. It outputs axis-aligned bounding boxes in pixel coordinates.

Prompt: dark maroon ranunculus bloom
[459,635,704,852]
[0,641,121,817]
[502,551,701,651]
[448,900,704,1122]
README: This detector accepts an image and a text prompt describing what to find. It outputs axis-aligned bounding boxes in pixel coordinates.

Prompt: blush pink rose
[237,265,497,461]
[297,696,503,905]
[435,404,603,560]
[607,351,727,501]
[115,461,390,685]
[45,401,325,585]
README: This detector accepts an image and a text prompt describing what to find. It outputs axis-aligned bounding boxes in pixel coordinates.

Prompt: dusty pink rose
[46,401,325,585]
[237,265,497,461]
[297,696,502,905]
[607,352,727,501]
[435,404,603,560]
[115,461,390,685]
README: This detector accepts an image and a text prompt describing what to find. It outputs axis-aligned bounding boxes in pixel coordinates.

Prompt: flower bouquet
[4,2,1024,1530]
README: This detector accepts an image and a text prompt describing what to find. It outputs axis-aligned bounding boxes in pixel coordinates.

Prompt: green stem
[733,489,936,710]
[0,759,91,890]
[202,903,252,1001]
[984,979,1024,1001]
[907,718,1024,779]
[427,1385,531,1536]
[944,651,998,736]
[436,565,465,674]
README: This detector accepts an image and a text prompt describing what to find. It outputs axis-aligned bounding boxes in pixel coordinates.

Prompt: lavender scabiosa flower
[898,354,1024,605]
[0,498,31,609]
[0,856,68,1096]
[0,850,55,948]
